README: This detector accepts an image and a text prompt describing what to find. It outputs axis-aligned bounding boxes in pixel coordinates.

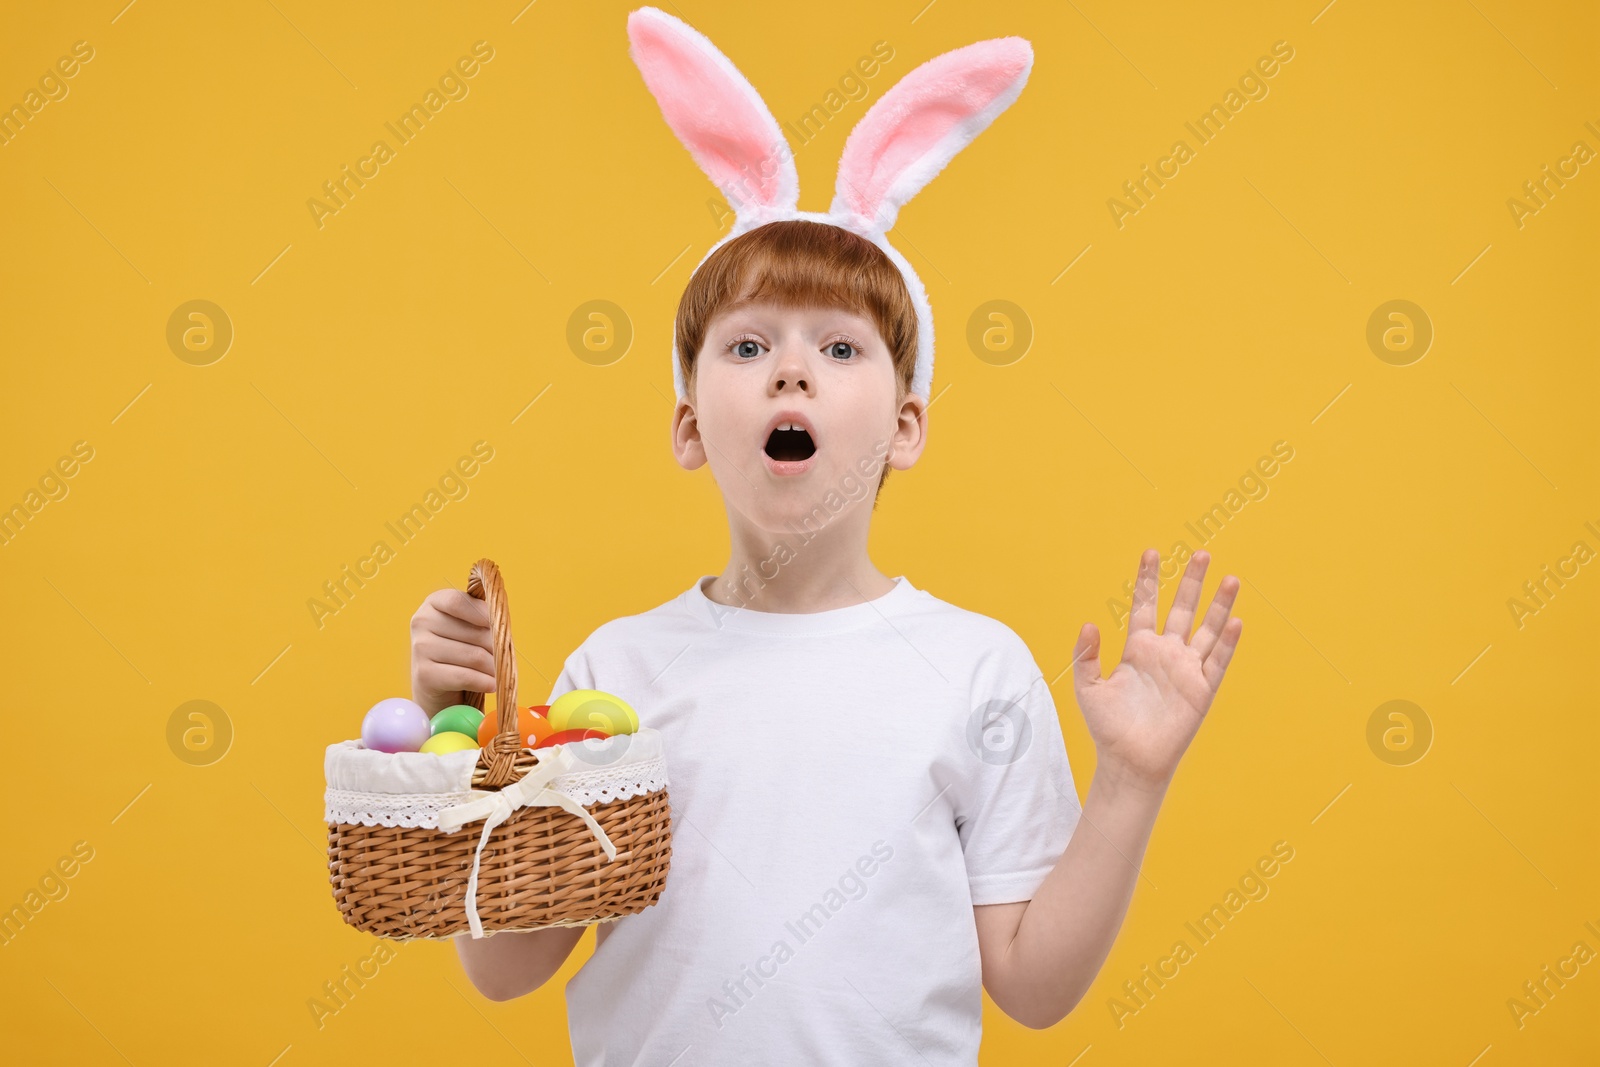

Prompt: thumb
[1071,622,1101,702]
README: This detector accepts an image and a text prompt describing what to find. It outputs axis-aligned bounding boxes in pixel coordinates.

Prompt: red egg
[533,728,610,749]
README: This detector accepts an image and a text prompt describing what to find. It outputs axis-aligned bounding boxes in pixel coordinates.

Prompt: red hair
[674,219,918,498]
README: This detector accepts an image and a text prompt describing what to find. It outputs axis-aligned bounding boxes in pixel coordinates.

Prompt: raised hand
[1071,548,1243,793]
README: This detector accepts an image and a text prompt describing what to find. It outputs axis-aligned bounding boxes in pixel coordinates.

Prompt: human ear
[887,393,928,472]
[671,398,708,471]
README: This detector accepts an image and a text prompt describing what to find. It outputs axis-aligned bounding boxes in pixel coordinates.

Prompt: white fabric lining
[325,755,669,829]
[324,728,668,830]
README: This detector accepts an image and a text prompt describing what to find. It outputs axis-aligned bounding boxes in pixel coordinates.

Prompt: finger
[1190,574,1241,660]
[416,633,496,676]
[418,662,498,698]
[1202,616,1243,690]
[1070,622,1102,703]
[1162,551,1211,640]
[1127,548,1161,636]
[415,607,492,649]
[428,588,491,628]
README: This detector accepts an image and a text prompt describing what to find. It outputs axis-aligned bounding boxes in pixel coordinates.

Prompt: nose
[768,342,813,394]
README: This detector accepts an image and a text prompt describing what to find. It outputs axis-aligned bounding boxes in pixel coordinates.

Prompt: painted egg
[430,703,486,738]
[361,697,432,753]
[547,689,638,736]
[533,728,610,749]
[419,731,479,755]
[477,704,554,750]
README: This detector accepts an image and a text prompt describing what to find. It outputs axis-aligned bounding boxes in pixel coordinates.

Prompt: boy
[410,218,1242,1064]
[408,9,1242,1063]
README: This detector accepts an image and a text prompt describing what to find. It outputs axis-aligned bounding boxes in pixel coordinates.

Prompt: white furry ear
[627,7,800,217]
[831,37,1033,233]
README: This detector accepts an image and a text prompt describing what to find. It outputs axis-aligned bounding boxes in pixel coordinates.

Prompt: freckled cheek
[819,424,870,469]
[697,413,763,459]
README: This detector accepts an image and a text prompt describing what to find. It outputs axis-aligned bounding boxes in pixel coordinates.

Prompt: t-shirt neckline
[683,573,917,634]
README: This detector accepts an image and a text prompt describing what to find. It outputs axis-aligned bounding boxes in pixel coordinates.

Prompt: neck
[709,505,894,613]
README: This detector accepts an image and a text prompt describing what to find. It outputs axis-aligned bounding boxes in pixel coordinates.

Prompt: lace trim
[325,755,670,829]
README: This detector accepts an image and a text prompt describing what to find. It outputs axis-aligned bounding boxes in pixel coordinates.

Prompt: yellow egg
[419,731,479,755]
[547,689,639,735]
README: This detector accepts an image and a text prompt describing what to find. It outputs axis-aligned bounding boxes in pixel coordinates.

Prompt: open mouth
[763,423,817,462]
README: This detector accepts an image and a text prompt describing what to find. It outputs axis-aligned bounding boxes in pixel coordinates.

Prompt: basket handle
[463,557,523,789]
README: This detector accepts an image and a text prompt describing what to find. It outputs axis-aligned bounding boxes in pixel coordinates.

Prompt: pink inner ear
[629,15,790,208]
[837,39,1029,221]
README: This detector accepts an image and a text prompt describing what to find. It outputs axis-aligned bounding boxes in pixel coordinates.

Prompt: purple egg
[361,697,431,753]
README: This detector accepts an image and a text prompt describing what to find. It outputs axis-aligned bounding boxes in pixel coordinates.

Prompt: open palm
[1072,549,1243,792]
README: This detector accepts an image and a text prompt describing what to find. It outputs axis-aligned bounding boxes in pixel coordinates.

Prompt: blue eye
[727,336,860,360]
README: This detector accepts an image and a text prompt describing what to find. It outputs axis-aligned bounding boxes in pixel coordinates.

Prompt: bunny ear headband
[625,6,1034,403]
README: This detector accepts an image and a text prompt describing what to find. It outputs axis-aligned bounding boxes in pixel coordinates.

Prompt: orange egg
[477,704,553,749]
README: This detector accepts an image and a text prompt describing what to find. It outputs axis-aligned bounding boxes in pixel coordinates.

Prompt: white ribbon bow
[436,745,618,939]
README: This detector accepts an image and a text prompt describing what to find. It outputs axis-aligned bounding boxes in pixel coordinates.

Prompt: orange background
[1,1,1595,1064]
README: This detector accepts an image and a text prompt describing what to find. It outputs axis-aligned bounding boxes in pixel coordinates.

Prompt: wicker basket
[325,557,672,940]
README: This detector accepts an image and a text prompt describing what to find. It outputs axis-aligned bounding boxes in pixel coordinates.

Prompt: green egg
[430,703,485,738]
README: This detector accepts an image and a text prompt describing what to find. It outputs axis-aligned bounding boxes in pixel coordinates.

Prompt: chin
[731,472,858,531]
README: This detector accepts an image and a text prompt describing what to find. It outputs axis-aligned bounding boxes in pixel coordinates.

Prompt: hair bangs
[674,220,918,402]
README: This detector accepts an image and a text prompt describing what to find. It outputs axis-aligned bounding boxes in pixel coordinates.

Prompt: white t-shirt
[541,572,1082,1066]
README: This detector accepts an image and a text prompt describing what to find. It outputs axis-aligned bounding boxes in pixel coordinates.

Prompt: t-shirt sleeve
[956,662,1082,906]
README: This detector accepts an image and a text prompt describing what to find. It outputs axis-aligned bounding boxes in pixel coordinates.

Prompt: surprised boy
[411,9,1244,1066]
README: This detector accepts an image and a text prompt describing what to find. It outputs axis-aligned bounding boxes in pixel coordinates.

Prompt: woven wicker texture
[326,557,672,939]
